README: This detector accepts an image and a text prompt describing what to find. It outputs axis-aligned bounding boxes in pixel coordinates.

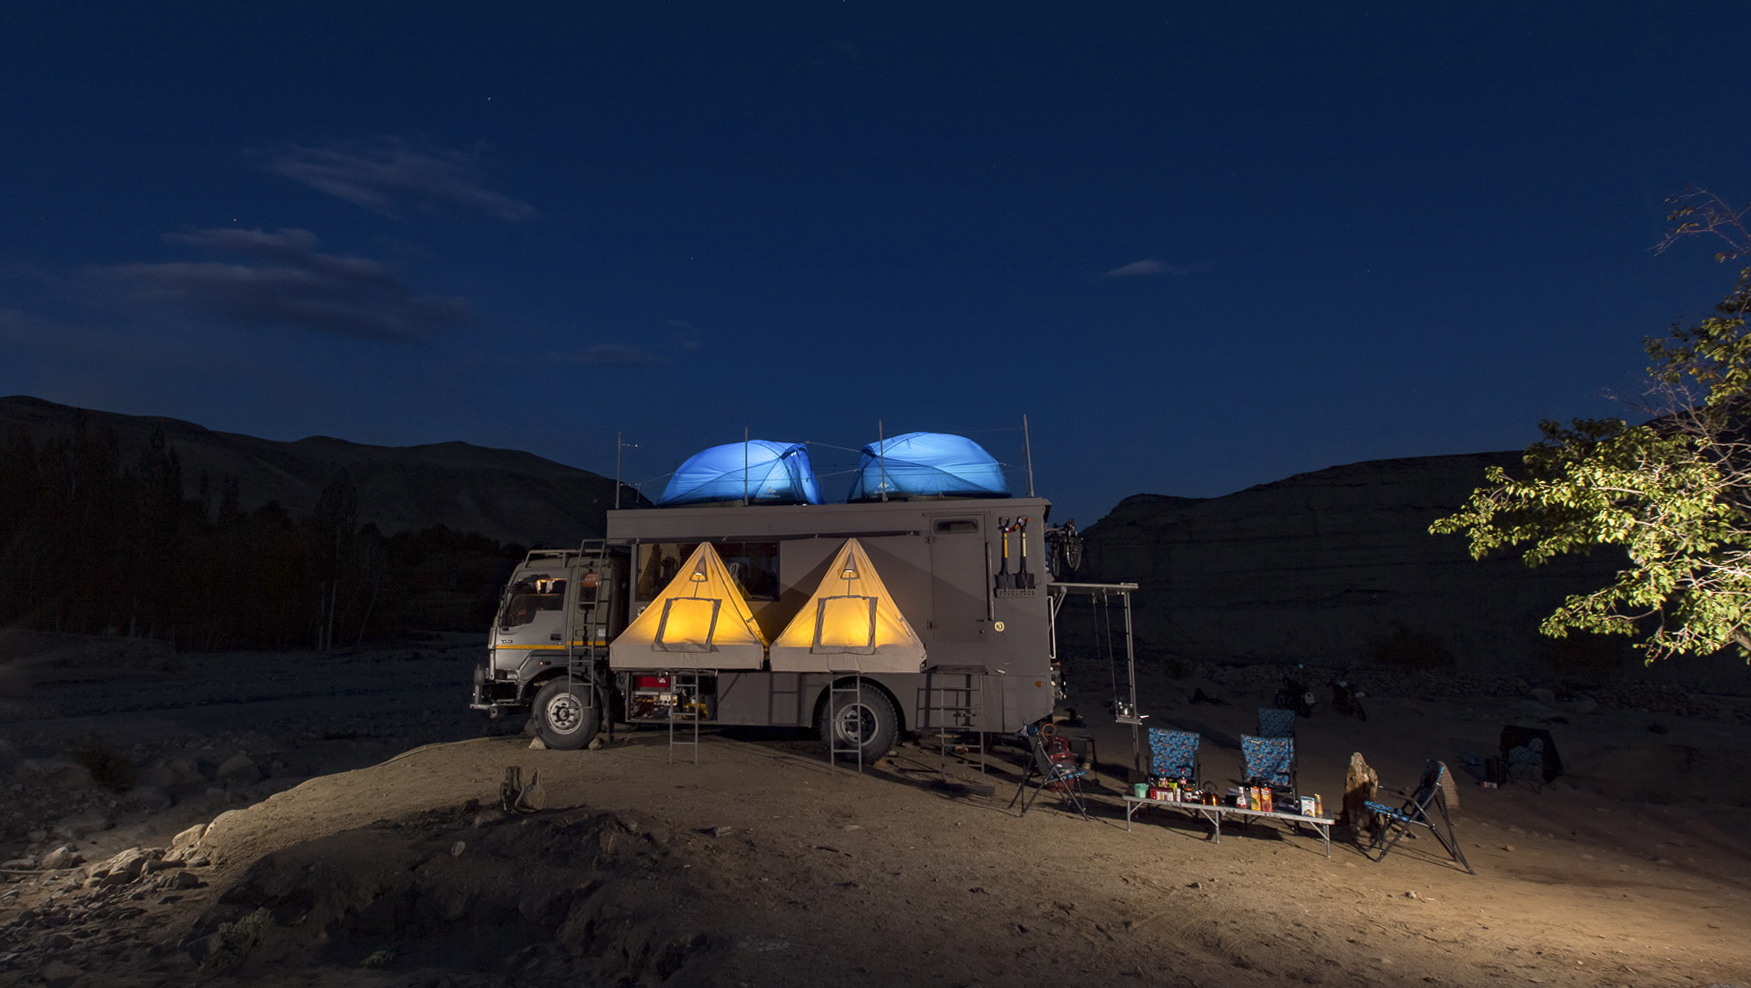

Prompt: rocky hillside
[1074,452,1680,681]
[11,394,1745,684]
[0,396,639,548]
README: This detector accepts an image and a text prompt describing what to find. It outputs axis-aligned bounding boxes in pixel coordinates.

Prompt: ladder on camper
[828,670,866,772]
[565,543,611,745]
[927,666,985,777]
[666,670,703,764]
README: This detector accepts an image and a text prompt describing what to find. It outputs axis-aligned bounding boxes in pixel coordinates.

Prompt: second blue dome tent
[846,432,1009,501]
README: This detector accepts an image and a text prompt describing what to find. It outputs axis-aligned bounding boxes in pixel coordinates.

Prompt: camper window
[636,541,780,602]
[933,518,979,534]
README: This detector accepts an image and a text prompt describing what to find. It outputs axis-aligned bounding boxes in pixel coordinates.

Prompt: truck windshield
[498,577,566,628]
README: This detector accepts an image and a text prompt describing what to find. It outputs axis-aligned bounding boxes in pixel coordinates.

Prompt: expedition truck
[471,495,1087,761]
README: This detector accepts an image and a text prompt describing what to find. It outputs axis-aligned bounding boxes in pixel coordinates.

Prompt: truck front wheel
[819,683,898,763]
[532,678,600,750]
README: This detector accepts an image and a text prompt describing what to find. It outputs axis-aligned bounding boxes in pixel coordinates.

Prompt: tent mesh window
[812,595,878,653]
[654,596,722,652]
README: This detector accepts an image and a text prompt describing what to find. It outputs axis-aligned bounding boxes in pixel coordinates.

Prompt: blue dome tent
[657,440,824,506]
[846,432,1009,501]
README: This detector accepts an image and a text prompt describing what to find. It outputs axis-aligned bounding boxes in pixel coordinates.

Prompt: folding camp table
[1123,795,1337,857]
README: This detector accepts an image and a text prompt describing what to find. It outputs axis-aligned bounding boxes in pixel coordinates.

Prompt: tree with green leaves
[1432,189,1751,662]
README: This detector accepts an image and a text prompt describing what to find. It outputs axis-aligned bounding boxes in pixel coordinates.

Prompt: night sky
[5,3,1749,526]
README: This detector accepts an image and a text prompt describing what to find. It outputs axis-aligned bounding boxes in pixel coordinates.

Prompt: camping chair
[1009,726,1090,819]
[1239,734,1297,799]
[1499,726,1562,794]
[1146,728,1200,786]
[1257,707,1296,739]
[1363,759,1473,874]
[1505,737,1545,792]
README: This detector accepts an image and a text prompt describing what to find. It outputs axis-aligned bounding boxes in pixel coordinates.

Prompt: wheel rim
[834,703,876,744]
[547,692,583,734]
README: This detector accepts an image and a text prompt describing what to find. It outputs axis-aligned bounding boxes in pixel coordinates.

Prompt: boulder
[121,786,174,813]
[214,753,261,786]
[39,845,81,870]
[140,756,208,796]
[172,823,207,849]
[1558,696,1601,715]
[38,959,81,988]
[55,812,113,840]
[87,847,158,886]
[15,756,95,791]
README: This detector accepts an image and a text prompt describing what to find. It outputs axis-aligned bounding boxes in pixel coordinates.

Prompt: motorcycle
[1273,665,1316,718]
[1330,672,1367,721]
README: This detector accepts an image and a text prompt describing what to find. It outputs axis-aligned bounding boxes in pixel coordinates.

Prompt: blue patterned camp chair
[1146,728,1200,785]
[1009,726,1089,819]
[1239,734,1296,796]
[1364,759,1473,873]
[1506,738,1543,792]
[1257,707,1296,739]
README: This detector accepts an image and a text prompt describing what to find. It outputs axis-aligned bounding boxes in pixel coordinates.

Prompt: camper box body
[606,497,1057,734]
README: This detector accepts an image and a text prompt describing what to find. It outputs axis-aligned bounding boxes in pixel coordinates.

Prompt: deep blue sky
[5,3,1750,526]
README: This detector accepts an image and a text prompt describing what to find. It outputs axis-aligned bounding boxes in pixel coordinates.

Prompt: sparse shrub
[70,734,135,791]
[361,948,396,968]
[202,907,274,973]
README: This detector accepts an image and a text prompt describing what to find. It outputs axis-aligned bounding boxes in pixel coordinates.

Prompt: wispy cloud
[90,227,473,341]
[664,319,703,352]
[263,136,535,221]
[1102,259,1209,278]
[548,318,710,369]
[563,344,664,368]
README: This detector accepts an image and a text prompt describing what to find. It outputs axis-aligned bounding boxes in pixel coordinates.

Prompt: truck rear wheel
[532,678,600,750]
[819,683,898,763]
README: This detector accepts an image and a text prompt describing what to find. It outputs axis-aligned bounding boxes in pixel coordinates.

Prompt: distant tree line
[0,415,525,650]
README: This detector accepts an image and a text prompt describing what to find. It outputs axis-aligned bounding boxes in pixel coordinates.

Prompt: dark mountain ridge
[0,396,636,548]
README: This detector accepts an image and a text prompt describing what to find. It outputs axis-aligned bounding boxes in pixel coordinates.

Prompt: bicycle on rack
[1044,519,1083,578]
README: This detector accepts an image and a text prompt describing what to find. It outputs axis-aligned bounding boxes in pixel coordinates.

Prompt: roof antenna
[615,432,627,510]
[1023,413,1035,498]
[877,419,888,501]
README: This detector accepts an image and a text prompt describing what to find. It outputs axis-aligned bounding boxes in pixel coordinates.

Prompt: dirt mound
[187,806,721,984]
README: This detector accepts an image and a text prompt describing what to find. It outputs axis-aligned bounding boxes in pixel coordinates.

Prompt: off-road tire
[819,682,898,764]
[532,678,601,750]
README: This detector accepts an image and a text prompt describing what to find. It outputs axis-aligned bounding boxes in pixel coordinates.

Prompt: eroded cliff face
[1075,452,1635,678]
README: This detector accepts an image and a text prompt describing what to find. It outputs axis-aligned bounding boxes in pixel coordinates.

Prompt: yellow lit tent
[768,538,926,673]
[609,542,768,670]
